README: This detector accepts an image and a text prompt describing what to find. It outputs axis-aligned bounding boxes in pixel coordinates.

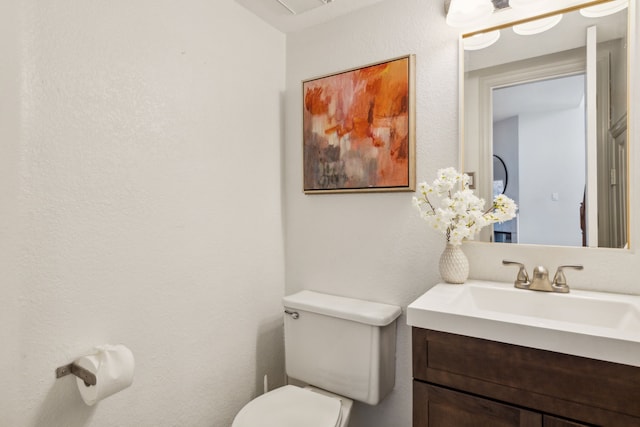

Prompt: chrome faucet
[551,265,584,293]
[502,261,583,293]
[529,266,553,292]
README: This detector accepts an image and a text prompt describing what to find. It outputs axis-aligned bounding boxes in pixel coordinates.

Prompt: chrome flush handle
[284,310,299,319]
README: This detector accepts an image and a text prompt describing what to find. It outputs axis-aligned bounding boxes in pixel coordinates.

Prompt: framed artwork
[302,55,416,194]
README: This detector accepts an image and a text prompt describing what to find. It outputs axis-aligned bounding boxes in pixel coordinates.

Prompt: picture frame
[302,55,416,194]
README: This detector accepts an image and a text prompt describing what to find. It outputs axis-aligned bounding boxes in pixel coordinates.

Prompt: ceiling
[493,74,585,123]
[235,0,386,33]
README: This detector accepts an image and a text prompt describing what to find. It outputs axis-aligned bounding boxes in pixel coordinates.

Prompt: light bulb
[463,30,501,50]
[513,13,562,35]
[446,0,494,28]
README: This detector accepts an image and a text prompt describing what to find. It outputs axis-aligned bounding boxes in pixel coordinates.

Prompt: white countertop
[407,280,640,367]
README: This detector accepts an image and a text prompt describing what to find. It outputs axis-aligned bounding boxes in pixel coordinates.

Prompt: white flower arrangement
[412,167,517,245]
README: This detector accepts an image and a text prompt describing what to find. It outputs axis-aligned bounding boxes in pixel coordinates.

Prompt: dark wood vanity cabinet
[412,328,640,427]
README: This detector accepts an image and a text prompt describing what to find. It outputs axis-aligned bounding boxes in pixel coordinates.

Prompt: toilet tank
[282,291,402,405]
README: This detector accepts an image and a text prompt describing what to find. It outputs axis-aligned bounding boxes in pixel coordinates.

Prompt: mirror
[493,155,508,195]
[463,1,629,248]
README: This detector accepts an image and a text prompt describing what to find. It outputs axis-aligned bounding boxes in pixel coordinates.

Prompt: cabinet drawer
[414,382,594,427]
[414,382,542,427]
[413,328,640,425]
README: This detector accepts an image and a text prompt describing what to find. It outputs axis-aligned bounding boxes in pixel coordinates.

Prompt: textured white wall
[285,1,640,427]
[3,1,286,426]
[285,1,460,426]
[1,1,22,426]
[4,0,640,426]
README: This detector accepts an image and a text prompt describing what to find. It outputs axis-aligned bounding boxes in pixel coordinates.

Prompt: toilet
[232,290,402,427]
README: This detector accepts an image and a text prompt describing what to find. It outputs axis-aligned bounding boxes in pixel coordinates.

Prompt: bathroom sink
[407,280,640,367]
[456,282,640,331]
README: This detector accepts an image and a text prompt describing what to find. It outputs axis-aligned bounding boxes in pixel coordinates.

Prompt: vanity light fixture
[512,13,563,35]
[580,0,628,17]
[463,29,501,50]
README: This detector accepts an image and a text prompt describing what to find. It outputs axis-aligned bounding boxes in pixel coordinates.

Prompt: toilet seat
[232,385,343,427]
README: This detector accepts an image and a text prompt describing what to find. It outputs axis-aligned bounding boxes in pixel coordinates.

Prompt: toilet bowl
[232,385,353,427]
[232,290,401,427]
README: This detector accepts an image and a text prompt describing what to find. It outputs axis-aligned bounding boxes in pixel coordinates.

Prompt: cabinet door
[414,382,541,427]
[544,415,593,427]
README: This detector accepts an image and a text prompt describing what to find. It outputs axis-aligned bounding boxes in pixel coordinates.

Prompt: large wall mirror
[462,0,630,249]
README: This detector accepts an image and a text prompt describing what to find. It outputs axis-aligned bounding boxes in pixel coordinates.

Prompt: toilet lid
[232,385,342,427]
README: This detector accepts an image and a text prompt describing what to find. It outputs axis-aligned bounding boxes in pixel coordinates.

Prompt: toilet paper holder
[55,363,97,387]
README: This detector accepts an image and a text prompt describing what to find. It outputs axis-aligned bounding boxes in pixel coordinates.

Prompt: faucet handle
[552,265,584,292]
[502,260,530,289]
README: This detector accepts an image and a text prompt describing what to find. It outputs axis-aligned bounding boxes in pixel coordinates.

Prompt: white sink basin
[407,280,640,367]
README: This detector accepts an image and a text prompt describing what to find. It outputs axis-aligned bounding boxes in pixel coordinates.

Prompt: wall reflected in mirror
[463,2,629,248]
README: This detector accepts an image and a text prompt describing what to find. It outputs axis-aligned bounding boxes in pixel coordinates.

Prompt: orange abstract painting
[303,55,415,193]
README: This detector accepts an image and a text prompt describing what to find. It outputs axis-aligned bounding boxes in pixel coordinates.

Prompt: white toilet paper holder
[55,362,97,387]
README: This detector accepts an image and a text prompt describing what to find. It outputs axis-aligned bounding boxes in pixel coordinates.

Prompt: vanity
[407,281,640,426]
[408,0,640,423]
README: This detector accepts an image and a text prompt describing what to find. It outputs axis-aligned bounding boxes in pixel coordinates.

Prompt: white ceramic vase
[439,243,469,284]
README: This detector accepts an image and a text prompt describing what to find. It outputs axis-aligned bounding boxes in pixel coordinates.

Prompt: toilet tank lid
[283,291,402,326]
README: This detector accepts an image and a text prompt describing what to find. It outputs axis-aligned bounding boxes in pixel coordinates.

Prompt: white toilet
[232,290,402,427]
